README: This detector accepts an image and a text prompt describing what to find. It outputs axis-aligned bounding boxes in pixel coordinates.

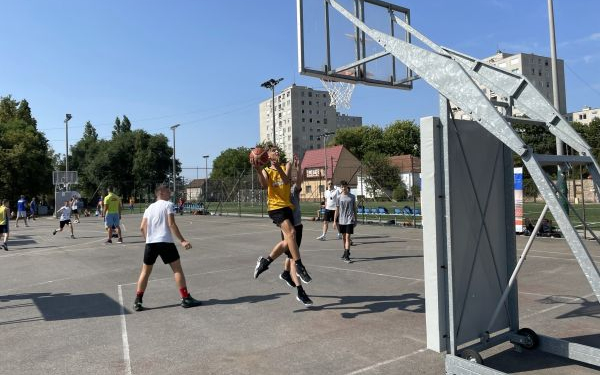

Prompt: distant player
[29,197,37,221]
[15,195,28,228]
[103,187,123,243]
[316,182,340,240]
[1,200,10,250]
[133,184,202,311]
[71,196,80,223]
[53,200,75,239]
[335,180,357,263]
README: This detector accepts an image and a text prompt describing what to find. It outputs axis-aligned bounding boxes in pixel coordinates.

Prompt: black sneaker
[254,256,270,279]
[2,243,7,251]
[295,261,312,283]
[105,239,112,244]
[181,295,202,308]
[279,271,296,288]
[296,288,313,307]
[70,234,75,239]
[343,253,352,263]
[340,250,348,259]
[133,298,144,312]
[52,230,57,236]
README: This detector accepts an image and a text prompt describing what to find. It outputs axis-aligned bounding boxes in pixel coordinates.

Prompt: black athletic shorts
[338,224,354,235]
[144,242,181,265]
[59,219,71,228]
[72,209,78,214]
[268,207,293,226]
[324,209,336,222]
[280,224,303,258]
[0,225,8,234]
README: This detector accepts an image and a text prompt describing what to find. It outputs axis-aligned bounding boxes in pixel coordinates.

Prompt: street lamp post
[547,0,568,213]
[203,155,209,211]
[317,130,335,200]
[64,114,72,189]
[260,78,284,146]
[170,124,180,204]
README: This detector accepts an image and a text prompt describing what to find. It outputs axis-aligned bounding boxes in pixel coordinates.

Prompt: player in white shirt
[316,181,341,240]
[133,185,201,311]
[53,201,75,239]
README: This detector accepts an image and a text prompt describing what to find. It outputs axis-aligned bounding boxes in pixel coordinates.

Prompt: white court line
[117,285,133,375]
[345,348,427,375]
[531,249,600,260]
[527,255,578,261]
[310,264,424,282]
[521,292,596,320]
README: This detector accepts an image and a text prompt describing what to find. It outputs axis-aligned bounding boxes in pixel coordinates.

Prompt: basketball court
[0,214,598,374]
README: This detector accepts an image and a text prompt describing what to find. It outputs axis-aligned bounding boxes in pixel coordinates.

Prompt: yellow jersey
[265,167,293,211]
[0,206,6,225]
[104,193,121,214]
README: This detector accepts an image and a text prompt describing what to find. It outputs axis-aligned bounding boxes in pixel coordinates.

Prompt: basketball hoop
[320,70,356,110]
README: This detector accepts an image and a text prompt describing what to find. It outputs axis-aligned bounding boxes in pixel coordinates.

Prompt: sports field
[0,214,598,374]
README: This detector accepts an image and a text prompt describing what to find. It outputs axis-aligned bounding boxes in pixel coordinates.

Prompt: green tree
[381,120,420,156]
[362,151,402,199]
[211,147,252,180]
[0,96,53,201]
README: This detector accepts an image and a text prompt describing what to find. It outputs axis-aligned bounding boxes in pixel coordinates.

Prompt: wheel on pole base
[460,349,483,364]
[517,328,539,349]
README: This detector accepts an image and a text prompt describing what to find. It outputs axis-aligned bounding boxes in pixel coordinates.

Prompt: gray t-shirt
[336,193,356,225]
[290,184,301,226]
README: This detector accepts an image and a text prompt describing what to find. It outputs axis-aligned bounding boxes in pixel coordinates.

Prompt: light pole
[547,0,568,213]
[170,124,180,204]
[317,130,335,200]
[203,155,209,210]
[260,78,284,146]
[65,114,72,189]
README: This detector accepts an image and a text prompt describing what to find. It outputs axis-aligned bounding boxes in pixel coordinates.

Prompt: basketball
[249,147,269,166]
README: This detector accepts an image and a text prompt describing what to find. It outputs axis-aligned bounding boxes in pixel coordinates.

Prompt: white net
[320,79,355,110]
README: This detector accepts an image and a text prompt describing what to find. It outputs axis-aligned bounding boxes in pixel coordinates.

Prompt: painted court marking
[345,348,427,375]
[117,285,132,375]
[310,264,424,282]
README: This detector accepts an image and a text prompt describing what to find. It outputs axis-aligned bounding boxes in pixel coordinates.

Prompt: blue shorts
[105,213,120,228]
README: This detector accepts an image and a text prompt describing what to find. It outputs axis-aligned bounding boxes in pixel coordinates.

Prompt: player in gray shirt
[335,180,357,263]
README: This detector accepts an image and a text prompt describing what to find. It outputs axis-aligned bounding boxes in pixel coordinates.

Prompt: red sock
[179,287,190,299]
[136,290,144,298]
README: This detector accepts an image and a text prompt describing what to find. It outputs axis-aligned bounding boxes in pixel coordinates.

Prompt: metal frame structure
[297,1,600,373]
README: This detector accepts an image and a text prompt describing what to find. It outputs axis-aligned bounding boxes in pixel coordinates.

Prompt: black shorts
[338,224,354,235]
[324,209,336,222]
[72,209,78,214]
[268,207,293,226]
[59,219,71,228]
[144,242,181,265]
[281,224,303,258]
[0,225,8,234]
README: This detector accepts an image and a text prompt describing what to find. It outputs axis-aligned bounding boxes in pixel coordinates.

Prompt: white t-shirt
[71,199,79,210]
[324,187,339,210]
[58,206,72,221]
[143,199,175,243]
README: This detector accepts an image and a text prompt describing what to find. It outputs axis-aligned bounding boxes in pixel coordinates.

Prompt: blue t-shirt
[17,198,27,212]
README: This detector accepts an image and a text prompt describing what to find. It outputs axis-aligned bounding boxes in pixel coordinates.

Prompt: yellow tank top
[0,206,6,226]
[265,167,293,211]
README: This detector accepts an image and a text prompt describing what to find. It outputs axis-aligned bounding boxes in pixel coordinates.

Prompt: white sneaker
[337,233,342,240]
[316,234,326,241]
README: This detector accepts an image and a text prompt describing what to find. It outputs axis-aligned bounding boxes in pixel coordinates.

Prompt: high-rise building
[453,51,567,117]
[258,84,362,158]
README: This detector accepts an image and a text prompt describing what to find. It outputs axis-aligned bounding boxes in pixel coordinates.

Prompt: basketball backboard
[297,0,413,89]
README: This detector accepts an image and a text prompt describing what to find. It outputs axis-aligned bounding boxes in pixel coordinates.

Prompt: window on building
[301,100,304,105]
[324,119,328,124]
[309,118,313,123]
[302,118,305,122]
[301,92,305,97]
[309,101,312,105]
[309,135,314,140]
[317,128,320,133]
[306,185,312,193]
[302,126,306,131]
[302,109,304,113]
[308,92,312,97]
[317,120,320,124]
[532,68,535,74]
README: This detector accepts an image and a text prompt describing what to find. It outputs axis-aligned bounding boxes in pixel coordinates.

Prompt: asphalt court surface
[0,213,599,374]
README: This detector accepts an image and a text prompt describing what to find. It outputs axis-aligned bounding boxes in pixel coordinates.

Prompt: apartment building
[567,106,600,125]
[453,51,567,117]
[258,84,362,159]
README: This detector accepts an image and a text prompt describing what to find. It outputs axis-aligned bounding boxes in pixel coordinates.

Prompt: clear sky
[2,0,599,182]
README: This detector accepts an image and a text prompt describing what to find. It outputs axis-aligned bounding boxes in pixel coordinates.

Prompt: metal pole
[64,114,71,189]
[547,0,568,213]
[171,124,180,203]
[203,155,209,211]
[486,204,549,332]
[272,87,276,145]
